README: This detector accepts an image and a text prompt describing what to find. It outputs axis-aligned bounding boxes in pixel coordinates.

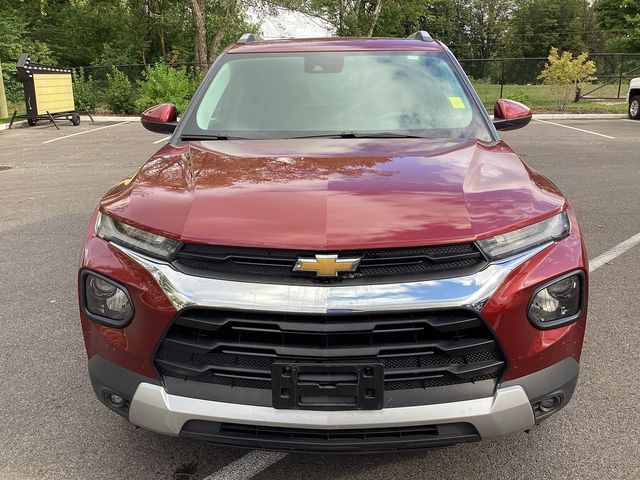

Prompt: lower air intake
[180,420,480,453]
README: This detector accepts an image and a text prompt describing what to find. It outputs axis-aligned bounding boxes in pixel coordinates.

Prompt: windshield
[182,51,492,141]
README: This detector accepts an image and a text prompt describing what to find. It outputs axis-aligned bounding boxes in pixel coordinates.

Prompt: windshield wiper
[288,131,428,139]
[181,134,244,141]
[180,132,428,141]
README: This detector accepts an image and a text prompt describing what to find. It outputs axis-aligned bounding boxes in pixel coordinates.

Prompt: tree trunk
[190,0,208,71]
[208,0,238,63]
[0,62,8,119]
[367,0,383,37]
[160,23,166,58]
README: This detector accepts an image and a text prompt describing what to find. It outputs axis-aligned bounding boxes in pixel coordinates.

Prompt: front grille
[172,243,487,284]
[155,308,506,395]
[180,420,480,452]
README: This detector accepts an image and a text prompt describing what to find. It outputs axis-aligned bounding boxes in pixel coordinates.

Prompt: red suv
[78,32,588,453]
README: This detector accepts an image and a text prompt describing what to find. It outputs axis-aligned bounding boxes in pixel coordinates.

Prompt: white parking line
[589,231,640,272]
[42,121,129,144]
[152,135,171,144]
[534,119,616,139]
[202,451,288,480]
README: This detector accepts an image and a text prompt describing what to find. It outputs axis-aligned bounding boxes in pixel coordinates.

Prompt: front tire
[629,95,640,120]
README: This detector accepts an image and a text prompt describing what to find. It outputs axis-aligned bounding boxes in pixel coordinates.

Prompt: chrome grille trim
[111,242,551,314]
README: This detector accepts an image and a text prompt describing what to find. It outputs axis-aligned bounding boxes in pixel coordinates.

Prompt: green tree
[190,0,260,71]
[0,5,26,61]
[506,0,596,58]
[465,0,514,59]
[37,0,140,66]
[595,0,640,52]
[270,0,401,36]
[411,0,476,58]
[341,0,462,49]
[275,0,512,58]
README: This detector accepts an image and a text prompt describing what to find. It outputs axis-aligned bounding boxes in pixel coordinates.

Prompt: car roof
[226,37,443,54]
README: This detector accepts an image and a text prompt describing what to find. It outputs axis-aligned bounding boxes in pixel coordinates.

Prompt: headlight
[528,271,584,329]
[96,211,182,260]
[83,272,134,326]
[477,211,570,260]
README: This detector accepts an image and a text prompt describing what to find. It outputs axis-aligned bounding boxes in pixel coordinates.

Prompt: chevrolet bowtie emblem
[293,254,362,278]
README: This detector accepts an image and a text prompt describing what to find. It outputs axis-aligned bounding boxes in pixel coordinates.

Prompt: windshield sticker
[448,96,466,109]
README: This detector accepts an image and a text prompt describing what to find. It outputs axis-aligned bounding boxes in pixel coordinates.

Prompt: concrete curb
[92,115,142,122]
[0,115,136,131]
[532,113,628,120]
[0,121,27,130]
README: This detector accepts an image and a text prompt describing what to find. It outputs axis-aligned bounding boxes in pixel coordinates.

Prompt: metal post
[617,56,625,99]
[500,60,505,98]
[46,111,60,130]
[8,110,17,128]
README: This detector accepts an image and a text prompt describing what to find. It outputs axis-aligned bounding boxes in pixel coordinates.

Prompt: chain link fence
[577,54,640,100]
[459,53,640,106]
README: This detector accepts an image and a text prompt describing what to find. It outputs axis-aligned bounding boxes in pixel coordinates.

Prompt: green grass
[1,100,27,124]
[472,82,628,114]
[1,100,24,123]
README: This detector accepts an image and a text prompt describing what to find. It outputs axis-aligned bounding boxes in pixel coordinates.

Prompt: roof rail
[408,31,433,42]
[237,33,263,44]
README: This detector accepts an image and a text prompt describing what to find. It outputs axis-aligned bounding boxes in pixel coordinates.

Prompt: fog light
[107,393,124,407]
[528,271,583,329]
[83,272,133,326]
[539,396,560,412]
[533,394,563,420]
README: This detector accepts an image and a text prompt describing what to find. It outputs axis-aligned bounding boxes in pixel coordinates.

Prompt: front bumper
[89,355,578,452]
[132,383,533,437]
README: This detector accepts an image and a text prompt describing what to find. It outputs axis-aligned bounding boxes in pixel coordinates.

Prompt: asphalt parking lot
[1,117,639,480]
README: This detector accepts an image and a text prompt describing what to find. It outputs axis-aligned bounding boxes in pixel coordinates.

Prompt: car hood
[101,138,565,250]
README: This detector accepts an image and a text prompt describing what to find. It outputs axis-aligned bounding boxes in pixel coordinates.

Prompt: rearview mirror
[141,103,178,134]
[493,99,532,131]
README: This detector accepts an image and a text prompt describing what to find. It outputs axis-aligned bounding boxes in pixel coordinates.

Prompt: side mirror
[141,103,178,134]
[493,99,532,131]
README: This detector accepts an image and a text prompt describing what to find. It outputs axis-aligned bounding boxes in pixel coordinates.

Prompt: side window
[196,63,231,129]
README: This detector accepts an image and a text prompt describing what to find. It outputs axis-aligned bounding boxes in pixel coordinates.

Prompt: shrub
[105,67,136,114]
[506,91,532,105]
[72,68,100,111]
[538,48,596,111]
[135,63,198,114]
[2,66,23,105]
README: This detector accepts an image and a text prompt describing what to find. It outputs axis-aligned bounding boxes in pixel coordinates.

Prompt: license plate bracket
[272,363,384,410]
